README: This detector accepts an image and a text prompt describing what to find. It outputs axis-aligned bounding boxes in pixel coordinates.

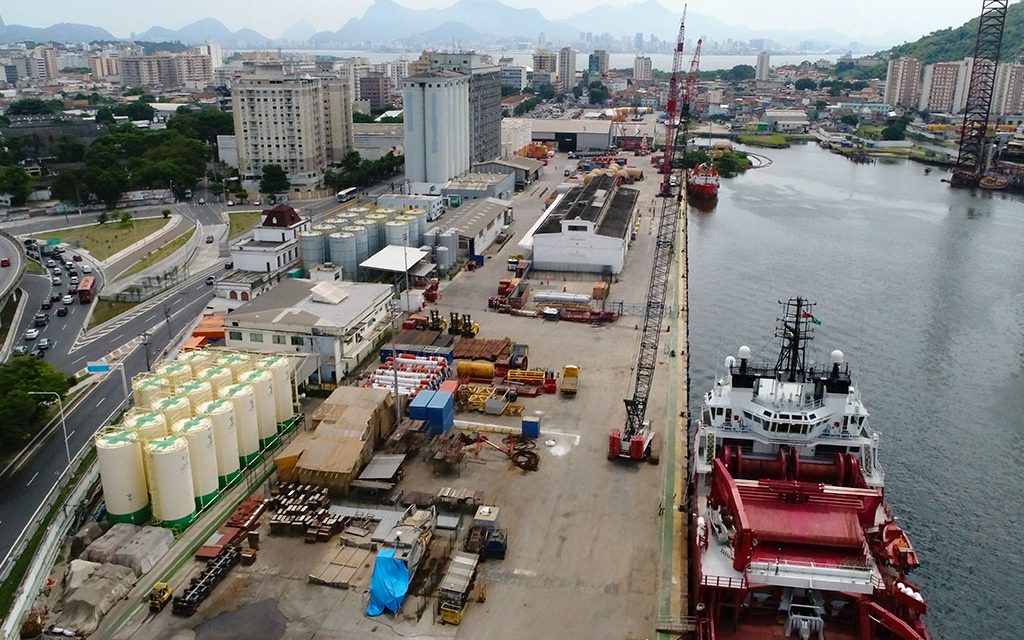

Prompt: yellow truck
[148,582,172,612]
[560,365,580,395]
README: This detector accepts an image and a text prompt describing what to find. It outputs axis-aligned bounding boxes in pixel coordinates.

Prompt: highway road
[0,233,24,300]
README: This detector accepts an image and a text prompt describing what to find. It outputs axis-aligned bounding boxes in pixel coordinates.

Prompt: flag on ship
[801,311,822,325]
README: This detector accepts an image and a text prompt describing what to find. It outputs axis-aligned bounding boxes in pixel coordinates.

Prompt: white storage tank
[123,409,168,442]
[198,366,233,391]
[399,214,420,246]
[156,362,192,386]
[299,230,326,266]
[178,349,213,376]
[145,435,196,528]
[256,355,293,422]
[196,399,241,487]
[95,430,150,525]
[408,208,428,244]
[238,369,277,445]
[218,383,260,465]
[328,232,358,282]
[365,214,389,252]
[385,220,411,247]
[376,207,399,220]
[345,225,370,264]
[154,395,191,427]
[176,379,214,413]
[132,376,170,408]
[441,228,459,254]
[349,205,372,218]
[435,246,451,272]
[215,353,251,381]
[171,416,220,509]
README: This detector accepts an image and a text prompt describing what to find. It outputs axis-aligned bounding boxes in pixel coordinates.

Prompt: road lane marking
[96,398,105,408]
[26,472,38,486]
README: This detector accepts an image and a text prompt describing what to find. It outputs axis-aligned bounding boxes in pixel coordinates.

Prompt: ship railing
[749,394,826,411]
[654,615,698,634]
[701,574,748,589]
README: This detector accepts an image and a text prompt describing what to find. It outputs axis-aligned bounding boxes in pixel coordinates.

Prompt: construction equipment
[438,551,479,625]
[608,4,691,464]
[148,582,173,612]
[460,314,479,338]
[560,365,580,395]
[950,0,1009,187]
[449,312,463,335]
[428,309,447,331]
[508,343,529,370]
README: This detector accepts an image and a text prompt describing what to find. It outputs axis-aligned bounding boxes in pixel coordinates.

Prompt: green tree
[259,164,290,194]
[123,86,145,96]
[54,135,87,163]
[117,102,156,122]
[537,83,556,101]
[794,78,817,91]
[118,210,134,227]
[722,65,756,82]
[234,190,249,202]
[167,108,234,144]
[501,85,520,97]
[86,165,130,209]
[97,211,109,224]
[587,81,609,105]
[352,112,375,123]
[5,98,63,116]
[0,357,71,451]
[95,106,116,125]
[50,168,87,204]
[571,85,584,99]
[162,208,172,219]
[513,97,539,116]
[0,166,34,205]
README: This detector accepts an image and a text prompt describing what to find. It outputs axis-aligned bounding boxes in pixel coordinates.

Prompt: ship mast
[774,297,814,382]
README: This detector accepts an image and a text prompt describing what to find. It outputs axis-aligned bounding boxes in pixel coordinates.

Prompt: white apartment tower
[884,57,923,109]
[558,47,577,92]
[403,70,471,184]
[634,56,653,82]
[755,51,770,82]
[919,59,971,114]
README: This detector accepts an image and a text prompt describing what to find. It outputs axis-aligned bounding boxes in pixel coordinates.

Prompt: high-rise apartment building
[500,65,529,90]
[993,63,1024,116]
[588,50,609,80]
[121,52,212,88]
[30,46,58,81]
[633,56,653,82]
[232,62,354,190]
[532,49,558,76]
[193,42,223,66]
[558,47,577,92]
[430,52,501,164]
[403,71,471,184]
[175,53,214,88]
[919,59,971,114]
[359,72,391,110]
[884,57,922,108]
[755,51,771,82]
[89,54,121,79]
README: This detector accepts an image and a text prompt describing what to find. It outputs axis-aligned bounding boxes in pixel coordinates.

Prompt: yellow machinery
[148,582,173,612]
[428,309,447,331]
[506,369,546,386]
[560,365,580,395]
[440,601,464,625]
[460,314,479,338]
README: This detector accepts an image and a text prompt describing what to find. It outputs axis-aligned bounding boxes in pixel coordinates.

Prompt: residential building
[558,47,577,92]
[500,64,530,90]
[633,56,653,83]
[756,51,771,82]
[233,61,354,190]
[919,59,971,114]
[223,278,393,382]
[429,52,501,164]
[531,70,556,92]
[359,71,391,110]
[884,57,922,109]
[532,49,558,77]
[175,52,214,89]
[120,52,212,88]
[194,42,224,66]
[994,63,1024,116]
[31,46,58,81]
[89,54,121,79]
[588,50,609,80]
[402,70,471,184]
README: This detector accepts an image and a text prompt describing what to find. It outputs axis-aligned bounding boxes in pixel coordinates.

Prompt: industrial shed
[503,117,613,152]
[528,174,638,274]
[472,157,545,189]
[432,197,512,260]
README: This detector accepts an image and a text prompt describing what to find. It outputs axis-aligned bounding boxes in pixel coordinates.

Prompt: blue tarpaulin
[366,548,410,616]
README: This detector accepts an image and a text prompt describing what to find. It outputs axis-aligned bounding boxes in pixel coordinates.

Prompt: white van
[81,264,93,274]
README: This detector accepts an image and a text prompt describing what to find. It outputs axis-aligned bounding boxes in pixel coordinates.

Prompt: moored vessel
[689,297,930,640]
[687,162,720,199]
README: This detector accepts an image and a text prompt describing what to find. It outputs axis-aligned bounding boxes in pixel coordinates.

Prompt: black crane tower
[950,0,1009,187]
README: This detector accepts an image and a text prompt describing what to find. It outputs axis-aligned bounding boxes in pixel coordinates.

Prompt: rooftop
[435,197,510,240]
[359,245,429,274]
[225,278,391,332]
[503,117,611,135]
[535,173,638,239]
[445,172,510,192]
[261,204,304,228]
[477,156,545,172]
[353,123,403,137]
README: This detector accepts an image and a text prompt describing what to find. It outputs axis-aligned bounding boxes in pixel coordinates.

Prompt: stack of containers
[426,391,455,434]
[171,416,220,509]
[256,355,294,424]
[145,435,196,528]
[95,430,151,524]
[176,379,214,414]
[156,362,193,386]
[196,398,241,487]
[218,382,261,465]
[238,369,277,447]
[131,376,170,408]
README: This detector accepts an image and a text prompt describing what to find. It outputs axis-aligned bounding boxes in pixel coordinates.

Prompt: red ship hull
[687,163,720,199]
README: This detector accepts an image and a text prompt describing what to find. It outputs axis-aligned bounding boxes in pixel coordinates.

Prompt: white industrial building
[224,278,393,383]
[403,70,471,185]
[473,157,545,189]
[352,123,404,161]
[431,197,513,259]
[442,172,515,203]
[216,204,309,306]
[375,193,445,221]
[501,119,532,158]
[526,174,639,274]
[504,117,613,153]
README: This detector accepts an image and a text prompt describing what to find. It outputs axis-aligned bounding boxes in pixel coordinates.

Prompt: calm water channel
[686,142,1024,639]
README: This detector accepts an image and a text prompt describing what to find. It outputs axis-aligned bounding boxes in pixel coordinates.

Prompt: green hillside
[884,1,1024,64]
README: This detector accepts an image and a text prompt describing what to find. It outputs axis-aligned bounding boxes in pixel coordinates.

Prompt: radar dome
[737,346,752,360]
[830,349,845,365]
[724,356,736,368]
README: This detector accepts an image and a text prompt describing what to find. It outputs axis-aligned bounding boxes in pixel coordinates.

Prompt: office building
[430,52,501,164]
[588,50,609,80]
[403,70,471,184]
[359,72,391,110]
[755,51,771,82]
[533,49,558,76]
[500,64,529,90]
[634,56,653,83]
[883,57,922,109]
[919,59,970,114]
[634,32,644,53]
[233,62,354,190]
[558,47,577,92]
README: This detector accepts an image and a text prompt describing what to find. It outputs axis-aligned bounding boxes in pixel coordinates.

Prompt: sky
[1,0,987,41]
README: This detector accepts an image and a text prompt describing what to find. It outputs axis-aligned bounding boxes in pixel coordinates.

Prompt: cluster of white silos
[99,349,298,528]
[297,205,430,280]
[422,227,460,273]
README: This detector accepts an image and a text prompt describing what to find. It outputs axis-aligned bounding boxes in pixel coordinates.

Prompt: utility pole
[27,391,70,466]
[140,331,152,370]
[164,305,172,340]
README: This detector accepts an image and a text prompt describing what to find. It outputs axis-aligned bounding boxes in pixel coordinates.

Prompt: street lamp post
[140,331,152,370]
[27,391,70,466]
[389,302,402,430]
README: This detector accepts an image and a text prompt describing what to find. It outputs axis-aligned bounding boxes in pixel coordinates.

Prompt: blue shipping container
[522,417,541,439]
[426,391,455,434]
[408,390,435,420]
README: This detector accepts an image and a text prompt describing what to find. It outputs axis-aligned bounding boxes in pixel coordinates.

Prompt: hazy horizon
[1,0,989,44]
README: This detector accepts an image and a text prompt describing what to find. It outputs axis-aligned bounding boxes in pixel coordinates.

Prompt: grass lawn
[855,125,885,140]
[229,211,263,239]
[88,299,139,329]
[24,260,44,274]
[121,228,195,278]
[33,217,168,262]
[737,133,790,148]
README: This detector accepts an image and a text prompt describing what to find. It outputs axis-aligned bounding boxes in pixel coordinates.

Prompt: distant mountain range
[0,1,911,51]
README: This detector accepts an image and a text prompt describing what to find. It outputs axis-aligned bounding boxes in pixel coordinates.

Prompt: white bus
[336,187,357,203]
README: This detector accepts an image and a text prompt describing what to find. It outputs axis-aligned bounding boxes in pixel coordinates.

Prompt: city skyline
[2,0,987,46]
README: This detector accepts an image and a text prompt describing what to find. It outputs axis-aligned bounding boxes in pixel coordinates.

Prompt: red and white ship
[687,162,720,200]
[689,297,930,640]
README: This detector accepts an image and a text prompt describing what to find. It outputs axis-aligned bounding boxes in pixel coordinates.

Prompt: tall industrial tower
[951,0,1009,187]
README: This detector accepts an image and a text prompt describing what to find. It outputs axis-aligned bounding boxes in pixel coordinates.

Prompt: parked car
[29,346,44,359]
[0,258,10,267]
[81,264,92,274]
[12,345,28,356]
[226,200,235,206]
[253,200,261,206]
[70,276,79,285]
[62,294,75,304]
[205,235,214,244]
[198,197,206,204]
[56,307,69,317]
[51,267,62,276]
[24,328,39,340]
[37,338,53,350]
[205,275,216,285]
[66,286,77,295]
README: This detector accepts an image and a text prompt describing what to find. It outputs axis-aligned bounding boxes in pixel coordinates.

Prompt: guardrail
[0,230,26,302]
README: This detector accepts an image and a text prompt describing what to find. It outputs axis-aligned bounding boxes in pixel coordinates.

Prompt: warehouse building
[441,171,515,203]
[503,117,612,152]
[352,123,404,161]
[527,174,638,274]
[431,197,513,260]
[472,156,545,189]
[223,278,393,382]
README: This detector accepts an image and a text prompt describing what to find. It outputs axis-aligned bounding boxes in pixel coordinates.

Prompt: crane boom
[610,3,691,463]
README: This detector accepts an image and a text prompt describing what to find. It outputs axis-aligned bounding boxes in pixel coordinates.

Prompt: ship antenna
[774,296,814,382]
